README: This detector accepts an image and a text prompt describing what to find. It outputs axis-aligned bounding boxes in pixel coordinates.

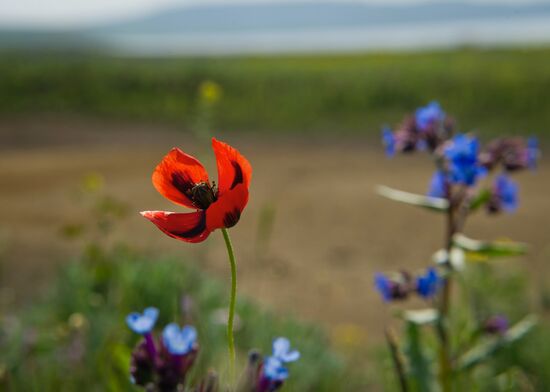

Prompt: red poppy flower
[141,138,252,243]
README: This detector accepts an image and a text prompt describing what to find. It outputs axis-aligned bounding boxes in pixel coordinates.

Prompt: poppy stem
[221,227,237,378]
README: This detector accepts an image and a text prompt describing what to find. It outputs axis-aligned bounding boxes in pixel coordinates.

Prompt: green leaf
[405,321,434,392]
[468,188,492,212]
[457,315,538,371]
[376,185,449,212]
[452,234,528,259]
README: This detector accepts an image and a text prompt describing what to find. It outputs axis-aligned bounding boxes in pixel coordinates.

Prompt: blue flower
[263,356,289,382]
[375,273,393,302]
[493,174,518,213]
[415,101,444,131]
[260,337,299,384]
[428,170,446,198]
[416,268,441,299]
[162,323,197,355]
[444,134,486,186]
[126,307,159,335]
[527,137,539,170]
[382,127,396,158]
[272,337,300,363]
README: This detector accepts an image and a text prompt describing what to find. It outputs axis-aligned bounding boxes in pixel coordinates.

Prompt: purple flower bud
[483,315,509,335]
[155,344,198,391]
[394,117,421,153]
[480,137,540,172]
[129,340,155,387]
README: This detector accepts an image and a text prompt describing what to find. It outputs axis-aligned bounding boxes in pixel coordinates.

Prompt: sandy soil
[1,115,549,345]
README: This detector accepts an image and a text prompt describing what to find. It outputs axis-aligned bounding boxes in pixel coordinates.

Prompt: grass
[1,47,550,138]
[0,243,371,391]
[3,242,550,391]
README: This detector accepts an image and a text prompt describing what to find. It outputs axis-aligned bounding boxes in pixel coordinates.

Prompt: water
[100,15,550,56]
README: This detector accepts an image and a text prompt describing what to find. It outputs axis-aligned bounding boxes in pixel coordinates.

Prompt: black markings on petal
[230,161,244,190]
[223,208,241,228]
[171,171,195,195]
[173,212,207,239]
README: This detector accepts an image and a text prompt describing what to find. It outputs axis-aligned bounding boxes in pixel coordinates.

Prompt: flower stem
[438,183,456,392]
[221,227,237,376]
[385,326,409,392]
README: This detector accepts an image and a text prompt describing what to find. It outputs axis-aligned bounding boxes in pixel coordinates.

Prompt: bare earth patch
[1,116,548,345]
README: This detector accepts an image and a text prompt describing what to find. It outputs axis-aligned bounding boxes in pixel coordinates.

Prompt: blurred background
[1,0,550,390]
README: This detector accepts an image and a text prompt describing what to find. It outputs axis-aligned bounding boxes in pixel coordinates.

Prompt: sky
[0,0,546,29]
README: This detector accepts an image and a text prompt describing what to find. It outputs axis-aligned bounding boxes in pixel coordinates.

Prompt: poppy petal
[152,148,209,209]
[212,138,252,195]
[141,210,210,243]
[206,183,249,231]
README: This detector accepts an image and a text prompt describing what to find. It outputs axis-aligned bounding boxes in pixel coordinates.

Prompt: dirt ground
[1,115,549,345]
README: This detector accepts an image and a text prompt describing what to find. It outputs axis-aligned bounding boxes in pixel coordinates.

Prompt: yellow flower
[199,80,222,104]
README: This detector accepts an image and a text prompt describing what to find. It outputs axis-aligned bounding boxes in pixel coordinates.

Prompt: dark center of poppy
[188,182,217,210]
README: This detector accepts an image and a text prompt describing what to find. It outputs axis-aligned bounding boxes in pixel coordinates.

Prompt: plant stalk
[385,327,409,392]
[221,228,237,377]
[438,182,455,392]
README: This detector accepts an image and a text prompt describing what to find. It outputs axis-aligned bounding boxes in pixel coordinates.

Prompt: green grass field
[1,47,550,137]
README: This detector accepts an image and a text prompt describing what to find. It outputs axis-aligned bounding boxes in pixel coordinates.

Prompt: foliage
[376,103,540,392]
[0,245,368,391]
[1,48,550,136]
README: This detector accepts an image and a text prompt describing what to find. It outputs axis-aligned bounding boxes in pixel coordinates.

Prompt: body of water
[101,15,550,56]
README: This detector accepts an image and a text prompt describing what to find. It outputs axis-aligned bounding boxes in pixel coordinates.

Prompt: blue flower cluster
[126,307,198,389]
[126,308,301,391]
[375,268,442,302]
[257,337,300,392]
[443,134,487,186]
[381,102,538,217]
[415,101,445,132]
[382,101,453,157]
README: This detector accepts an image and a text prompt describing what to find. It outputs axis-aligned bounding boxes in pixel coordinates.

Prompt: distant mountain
[2,1,550,54]
[93,1,550,33]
